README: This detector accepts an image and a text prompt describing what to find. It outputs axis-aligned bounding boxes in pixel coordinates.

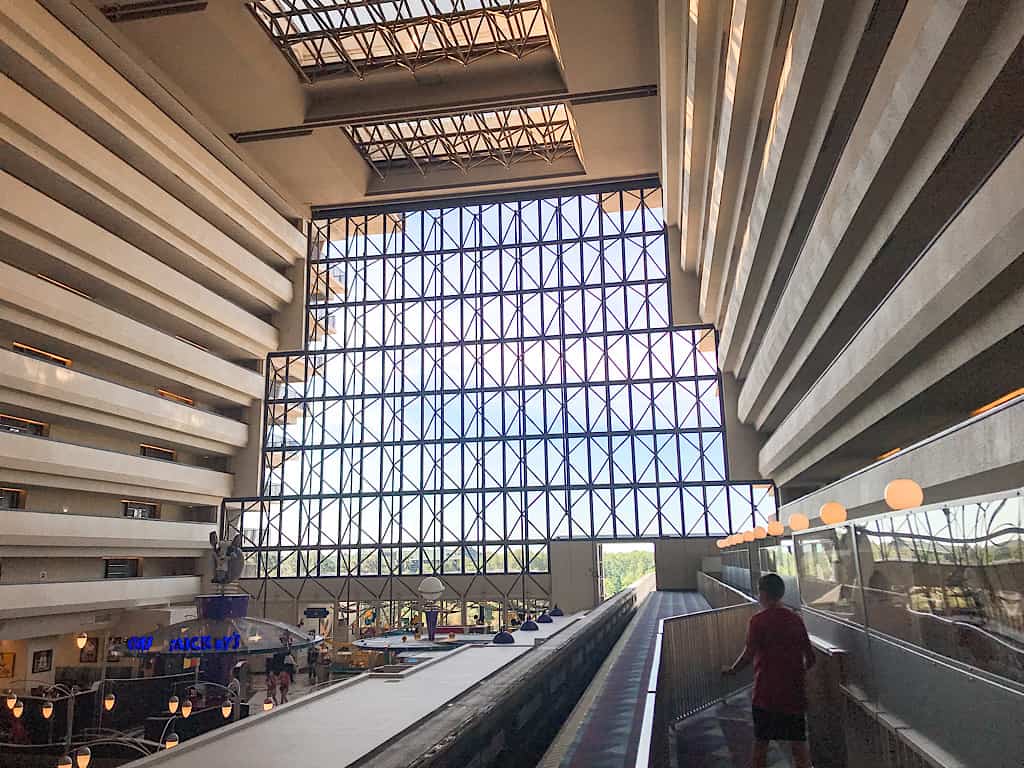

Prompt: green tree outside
[602,548,656,596]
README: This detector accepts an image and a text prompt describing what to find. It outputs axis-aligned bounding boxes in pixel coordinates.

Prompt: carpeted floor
[561,590,711,768]
[674,688,791,768]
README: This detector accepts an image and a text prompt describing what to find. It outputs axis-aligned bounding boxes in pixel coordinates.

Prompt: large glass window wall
[248,185,776,579]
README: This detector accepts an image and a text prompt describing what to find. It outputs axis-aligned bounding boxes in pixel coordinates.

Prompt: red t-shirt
[746,605,813,714]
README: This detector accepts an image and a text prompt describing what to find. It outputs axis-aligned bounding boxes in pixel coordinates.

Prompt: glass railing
[793,488,1024,688]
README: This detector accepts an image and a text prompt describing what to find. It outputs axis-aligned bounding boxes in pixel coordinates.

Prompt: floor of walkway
[674,688,791,768]
[559,590,711,768]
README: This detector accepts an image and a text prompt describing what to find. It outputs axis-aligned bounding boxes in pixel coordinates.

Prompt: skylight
[346,103,580,177]
[251,0,552,79]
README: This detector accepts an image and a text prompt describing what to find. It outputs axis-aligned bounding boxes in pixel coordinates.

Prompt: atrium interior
[0,1,1022,767]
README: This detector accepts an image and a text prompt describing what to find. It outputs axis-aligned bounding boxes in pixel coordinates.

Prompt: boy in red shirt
[724,573,815,768]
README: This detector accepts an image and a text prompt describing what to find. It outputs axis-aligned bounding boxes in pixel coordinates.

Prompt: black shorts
[752,707,806,742]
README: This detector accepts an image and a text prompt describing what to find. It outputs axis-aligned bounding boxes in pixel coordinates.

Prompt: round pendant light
[884,478,923,511]
[819,502,848,526]
[788,513,810,531]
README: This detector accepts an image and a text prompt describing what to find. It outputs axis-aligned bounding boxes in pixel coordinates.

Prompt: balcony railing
[0,576,202,619]
[1,508,216,551]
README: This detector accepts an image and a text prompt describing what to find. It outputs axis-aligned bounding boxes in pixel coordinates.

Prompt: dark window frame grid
[231,183,776,580]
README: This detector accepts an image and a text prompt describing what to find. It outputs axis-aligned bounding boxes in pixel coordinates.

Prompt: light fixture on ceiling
[75,632,88,650]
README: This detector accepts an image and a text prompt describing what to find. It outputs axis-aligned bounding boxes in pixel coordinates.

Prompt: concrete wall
[364,587,640,768]
[549,540,600,614]
[654,538,721,590]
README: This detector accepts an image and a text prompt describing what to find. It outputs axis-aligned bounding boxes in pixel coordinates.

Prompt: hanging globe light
[788,513,810,531]
[716,538,729,549]
[75,746,91,768]
[221,701,233,719]
[5,690,16,709]
[767,520,784,536]
[57,756,73,768]
[164,733,179,749]
[103,692,116,711]
[884,478,923,511]
[742,530,756,542]
[12,699,24,718]
[819,501,848,526]
[180,700,193,719]
[41,699,54,719]
[75,633,88,650]
[753,526,767,539]
[167,695,179,714]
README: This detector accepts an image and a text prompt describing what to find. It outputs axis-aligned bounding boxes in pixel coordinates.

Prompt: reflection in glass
[721,548,751,594]
[795,526,863,623]
[760,540,800,607]
[856,494,1024,685]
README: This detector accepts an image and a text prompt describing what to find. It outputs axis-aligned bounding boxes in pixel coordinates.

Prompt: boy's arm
[723,618,757,675]
[799,617,817,670]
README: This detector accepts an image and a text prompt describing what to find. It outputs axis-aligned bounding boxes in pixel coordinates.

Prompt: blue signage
[126,636,153,652]
[127,633,241,653]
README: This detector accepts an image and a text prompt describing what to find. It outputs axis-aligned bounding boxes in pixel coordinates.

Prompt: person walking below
[723,573,816,768]
[265,654,278,705]
[307,643,318,685]
[279,650,296,703]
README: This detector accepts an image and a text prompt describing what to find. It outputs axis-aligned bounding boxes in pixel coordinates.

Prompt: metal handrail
[637,583,756,768]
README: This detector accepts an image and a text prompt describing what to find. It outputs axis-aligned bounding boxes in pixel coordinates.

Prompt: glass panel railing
[720,547,751,594]
[794,524,863,624]
[759,538,800,608]
[854,491,1024,686]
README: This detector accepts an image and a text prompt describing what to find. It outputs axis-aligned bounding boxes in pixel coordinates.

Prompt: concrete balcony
[0,73,291,314]
[0,348,247,456]
[0,264,264,407]
[0,1,305,270]
[780,397,1024,524]
[0,576,202,621]
[0,432,233,506]
[0,171,278,359]
[0,509,216,558]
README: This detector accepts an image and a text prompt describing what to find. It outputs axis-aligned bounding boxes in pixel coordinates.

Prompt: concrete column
[549,540,600,614]
[654,538,720,590]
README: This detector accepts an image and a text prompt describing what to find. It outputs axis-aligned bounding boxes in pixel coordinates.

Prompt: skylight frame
[251,0,554,80]
[346,102,581,178]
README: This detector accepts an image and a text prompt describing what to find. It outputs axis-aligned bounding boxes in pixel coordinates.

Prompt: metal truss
[346,103,580,178]
[250,0,552,80]
[222,184,778,584]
